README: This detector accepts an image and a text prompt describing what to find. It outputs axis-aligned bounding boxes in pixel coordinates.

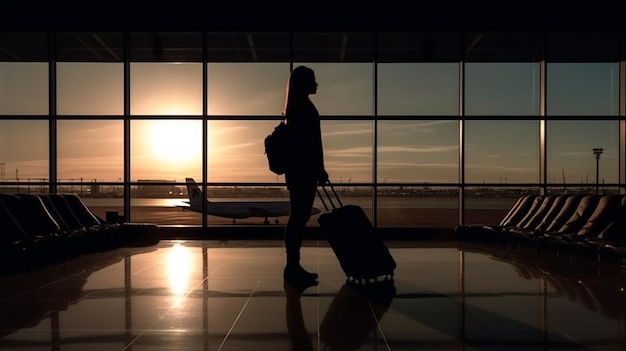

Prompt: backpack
[264,120,291,175]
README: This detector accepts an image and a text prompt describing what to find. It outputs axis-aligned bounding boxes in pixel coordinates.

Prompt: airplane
[176,178,321,224]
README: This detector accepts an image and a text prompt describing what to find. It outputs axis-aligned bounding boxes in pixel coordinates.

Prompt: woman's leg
[284,174,318,280]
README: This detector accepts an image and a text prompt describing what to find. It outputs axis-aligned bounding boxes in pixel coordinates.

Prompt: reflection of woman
[284,280,315,351]
[282,66,329,283]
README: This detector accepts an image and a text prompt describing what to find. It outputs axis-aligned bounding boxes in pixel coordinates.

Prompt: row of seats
[0,193,159,275]
[456,193,626,260]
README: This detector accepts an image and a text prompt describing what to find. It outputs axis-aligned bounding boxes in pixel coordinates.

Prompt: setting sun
[147,120,202,163]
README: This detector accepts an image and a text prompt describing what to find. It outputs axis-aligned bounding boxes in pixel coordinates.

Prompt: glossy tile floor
[1,238,626,350]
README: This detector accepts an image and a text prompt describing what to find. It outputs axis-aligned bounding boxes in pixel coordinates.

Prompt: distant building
[135,180,179,197]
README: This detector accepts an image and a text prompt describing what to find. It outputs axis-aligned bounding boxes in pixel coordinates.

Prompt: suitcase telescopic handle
[316,181,343,211]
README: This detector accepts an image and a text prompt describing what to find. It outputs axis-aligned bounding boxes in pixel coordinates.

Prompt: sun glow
[167,243,192,306]
[147,120,202,163]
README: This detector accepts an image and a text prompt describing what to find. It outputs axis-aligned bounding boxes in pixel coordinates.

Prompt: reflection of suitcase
[320,280,396,349]
[317,184,396,284]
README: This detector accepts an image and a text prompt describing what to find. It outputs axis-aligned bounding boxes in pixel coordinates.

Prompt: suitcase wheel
[349,273,393,285]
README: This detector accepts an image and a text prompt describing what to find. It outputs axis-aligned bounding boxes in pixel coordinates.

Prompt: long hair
[282,66,314,118]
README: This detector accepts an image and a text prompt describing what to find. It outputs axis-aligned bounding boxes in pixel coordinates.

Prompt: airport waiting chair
[508,194,581,246]
[536,194,601,250]
[40,194,86,234]
[60,194,125,252]
[566,195,624,246]
[0,198,27,274]
[586,196,626,261]
[39,193,109,256]
[0,194,65,267]
[455,194,541,243]
[61,194,160,249]
[507,195,559,239]
[498,195,541,230]
[15,194,75,263]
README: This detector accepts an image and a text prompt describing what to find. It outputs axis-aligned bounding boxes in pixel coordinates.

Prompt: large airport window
[546,120,619,186]
[546,63,619,116]
[206,63,289,116]
[130,62,203,116]
[377,63,460,116]
[57,120,124,183]
[0,62,48,115]
[130,119,203,182]
[294,63,374,116]
[464,120,540,184]
[57,63,124,116]
[464,62,540,116]
[377,120,459,183]
[0,30,624,231]
[0,120,49,182]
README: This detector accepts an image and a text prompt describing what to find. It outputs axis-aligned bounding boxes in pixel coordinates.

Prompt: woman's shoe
[283,265,319,282]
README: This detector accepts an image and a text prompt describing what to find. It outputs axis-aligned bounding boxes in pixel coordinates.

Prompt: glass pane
[465,121,540,184]
[377,187,458,228]
[546,33,621,62]
[377,63,459,116]
[130,63,203,115]
[377,120,458,183]
[323,120,373,184]
[206,32,290,62]
[130,119,202,182]
[57,63,124,115]
[546,121,619,186]
[377,32,462,62]
[465,63,540,116]
[547,63,619,116]
[0,32,48,62]
[464,33,542,62]
[57,120,123,182]
[130,32,203,62]
[293,33,374,62]
[131,184,202,226]
[295,63,373,116]
[0,62,48,115]
[209,120,283,183]
[56,32,124,62]
[0,120,48,181]
[207,63,288,115]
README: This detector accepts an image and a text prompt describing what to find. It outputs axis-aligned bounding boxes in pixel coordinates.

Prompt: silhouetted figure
[282,66,329,283]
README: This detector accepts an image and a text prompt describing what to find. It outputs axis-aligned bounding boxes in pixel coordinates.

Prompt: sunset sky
[0,61,620,185]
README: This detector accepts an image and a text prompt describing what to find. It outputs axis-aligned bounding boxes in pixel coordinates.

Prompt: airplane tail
[185,178,206,209]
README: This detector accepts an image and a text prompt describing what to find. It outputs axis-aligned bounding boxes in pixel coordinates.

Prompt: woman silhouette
[282,66,329,283]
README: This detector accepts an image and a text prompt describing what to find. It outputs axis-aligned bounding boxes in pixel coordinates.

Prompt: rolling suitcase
[317,183,396,284]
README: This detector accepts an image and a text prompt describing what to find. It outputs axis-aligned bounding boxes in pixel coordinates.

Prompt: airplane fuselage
[178,178,320,224]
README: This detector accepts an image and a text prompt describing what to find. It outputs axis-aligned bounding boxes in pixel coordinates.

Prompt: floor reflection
[0,239,625,350]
